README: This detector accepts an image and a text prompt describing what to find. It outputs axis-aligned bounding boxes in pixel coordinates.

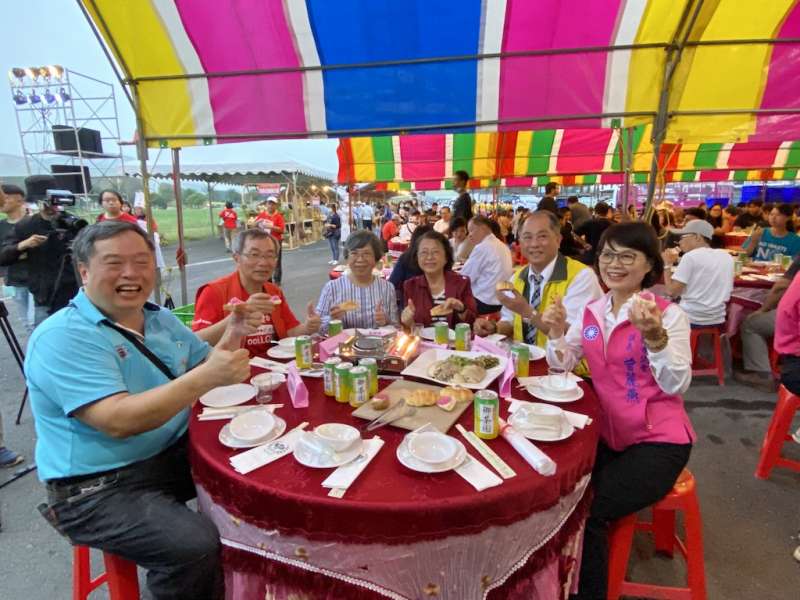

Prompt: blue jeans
[42,436,222,600]
[329,236,340,261]
[4,285,43,333]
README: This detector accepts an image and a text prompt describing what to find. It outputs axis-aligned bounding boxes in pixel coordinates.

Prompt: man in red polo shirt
[192,228,320,357]
[254,197,285,284]
[96,190,139,224]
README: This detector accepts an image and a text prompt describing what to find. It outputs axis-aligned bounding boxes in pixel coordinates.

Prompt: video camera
[43,189,88,239]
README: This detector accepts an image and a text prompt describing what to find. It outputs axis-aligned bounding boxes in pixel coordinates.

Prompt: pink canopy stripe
[753,2,800,141]
[174,0,308,139]
[398,134,446,183]
[498,0,623,131]
[555,129,615,174]
[727,141,781,170]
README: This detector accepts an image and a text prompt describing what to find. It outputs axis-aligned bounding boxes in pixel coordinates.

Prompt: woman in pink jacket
[542,222,696,600]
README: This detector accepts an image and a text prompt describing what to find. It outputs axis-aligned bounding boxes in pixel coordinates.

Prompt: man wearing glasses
[474,210,602,358]
[193,229,320,357]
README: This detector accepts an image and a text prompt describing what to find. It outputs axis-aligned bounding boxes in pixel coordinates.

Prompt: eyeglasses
[240,252,276,262]
[418,250,444,259]
[598,250,639,266]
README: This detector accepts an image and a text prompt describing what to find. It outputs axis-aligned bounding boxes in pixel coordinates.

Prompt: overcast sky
[0,0,338,172]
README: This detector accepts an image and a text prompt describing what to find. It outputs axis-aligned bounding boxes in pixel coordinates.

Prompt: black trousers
[574,441,692,600]
[476,299,502,315]
[41,436,223,600]
[273,241,283,285]
[780,354,800,396]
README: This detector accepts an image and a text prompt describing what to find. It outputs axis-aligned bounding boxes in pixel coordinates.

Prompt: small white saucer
[267,346,295,360]
[200,383,257,408]
[277,336,297,349]
[219,415,287,449]
[293,437,363,468]
[525,384,584,403]
[509,411,575,442]
[396,436,467,473]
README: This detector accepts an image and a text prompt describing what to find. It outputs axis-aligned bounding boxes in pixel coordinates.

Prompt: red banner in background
[256,183,282,195]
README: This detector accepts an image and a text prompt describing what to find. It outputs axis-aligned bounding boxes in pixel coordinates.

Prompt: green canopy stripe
[528,130,556,175]
[452,133,476,175]
[693,143,723,169]
[372,136,395,181]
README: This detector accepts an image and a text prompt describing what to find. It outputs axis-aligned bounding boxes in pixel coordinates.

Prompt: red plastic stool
[754,385,800,480]
[689,327,725,386]
[73,545,140,600]
[607,469,706,600]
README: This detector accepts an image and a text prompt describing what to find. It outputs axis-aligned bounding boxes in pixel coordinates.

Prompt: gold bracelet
[644,328,669,353]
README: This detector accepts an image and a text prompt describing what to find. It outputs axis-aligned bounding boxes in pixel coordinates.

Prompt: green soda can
[734,260,743,276]
[348,366,370,408]
[454,323,471,351]
[323,357,342,397]
[334,362,353,404]
[328,319,343,336]
[434,321,450,345]
[510,343,530,377]
[738,252,748,264]
[295,335,312,369]
[474,390,500,440]
[360,357,378,396]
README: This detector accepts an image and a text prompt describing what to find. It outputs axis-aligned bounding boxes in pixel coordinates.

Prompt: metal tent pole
[172,148,188,306]
[207,181,215,236]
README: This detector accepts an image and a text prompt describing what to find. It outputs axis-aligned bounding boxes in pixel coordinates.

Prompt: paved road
[0,239,798,599]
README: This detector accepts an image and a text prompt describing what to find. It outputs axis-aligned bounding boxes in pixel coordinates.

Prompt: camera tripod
[0,300,28,424]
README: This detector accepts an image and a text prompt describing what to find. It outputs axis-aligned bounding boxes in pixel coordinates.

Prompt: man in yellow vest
[474,210,602,352]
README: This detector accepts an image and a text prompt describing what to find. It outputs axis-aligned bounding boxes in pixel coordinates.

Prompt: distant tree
[224,189,241,206]
[149,192,168,209]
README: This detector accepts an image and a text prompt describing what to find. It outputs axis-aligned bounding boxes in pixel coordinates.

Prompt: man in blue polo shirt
[25,221,254,600]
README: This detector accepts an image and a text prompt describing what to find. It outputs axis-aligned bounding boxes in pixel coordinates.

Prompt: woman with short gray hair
[315,230,398,332]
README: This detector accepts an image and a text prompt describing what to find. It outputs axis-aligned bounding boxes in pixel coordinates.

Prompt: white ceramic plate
[218,415,287,449]
[396,435,467,473]
[293,438,364,468]
[522,343,546,361]
[200,383,257,408]
[421,326,456,342]
[401,348,508,390]
[229,409,276,442]
[525,384,584,404]
[509,411,575,442]
[267,346,296,360]
[277,336,297,349]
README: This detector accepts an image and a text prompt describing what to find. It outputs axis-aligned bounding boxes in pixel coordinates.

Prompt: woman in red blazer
[400,230,478,329]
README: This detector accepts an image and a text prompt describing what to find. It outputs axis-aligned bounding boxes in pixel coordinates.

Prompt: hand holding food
[246,292,277,315]
[305,301,321,334]
[541,295,567,339]
[495,283,530,316]
[374,301,388,326]
[630,292,664,339]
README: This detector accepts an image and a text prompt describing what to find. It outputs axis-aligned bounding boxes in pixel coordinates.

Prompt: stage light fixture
[13,90,27,105]
[28,91,41,104]
[24,67,38,81]
[47,65,65,80]
[58,88,70,103]
[44,89,57,104]
[11,67,26,82]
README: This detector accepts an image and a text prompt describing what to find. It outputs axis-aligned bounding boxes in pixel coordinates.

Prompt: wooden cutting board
[351,380,472,434]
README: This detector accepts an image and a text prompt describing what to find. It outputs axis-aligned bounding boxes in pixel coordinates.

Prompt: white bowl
[278,337,296,349]
[539,377,579,397]
[514,404,566,432]
[251,372,286,392]
[313,423,360,452]
[229,409,276,442]
[407,432,458,465]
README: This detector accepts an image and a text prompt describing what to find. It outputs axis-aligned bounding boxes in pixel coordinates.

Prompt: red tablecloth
[723,233,749,249]
[387,239,409,253]
[190,359,599,598]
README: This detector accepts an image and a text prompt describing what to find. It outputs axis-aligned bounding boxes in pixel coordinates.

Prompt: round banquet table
[190,359,599,600]
[723,232,749,250]
[387,238,410,260]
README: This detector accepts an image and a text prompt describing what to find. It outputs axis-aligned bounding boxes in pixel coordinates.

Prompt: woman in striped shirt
[316,230,398,333]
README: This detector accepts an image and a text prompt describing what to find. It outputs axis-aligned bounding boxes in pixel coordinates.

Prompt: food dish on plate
[270,295,282,305]
[426,355,499,384]
[439,386,474,404]
[369,395,390,411]
[338,300,359,312]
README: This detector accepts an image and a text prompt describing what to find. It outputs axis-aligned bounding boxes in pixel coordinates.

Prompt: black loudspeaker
[24,175,57,201]
[50,165,92,194]
[52,125,103,154]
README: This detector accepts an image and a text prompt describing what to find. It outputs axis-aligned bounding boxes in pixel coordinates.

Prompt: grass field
[76,207,222,242]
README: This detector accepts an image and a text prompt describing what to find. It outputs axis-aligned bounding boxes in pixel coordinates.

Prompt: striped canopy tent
[80,0,800,147]
[337,127,800,188]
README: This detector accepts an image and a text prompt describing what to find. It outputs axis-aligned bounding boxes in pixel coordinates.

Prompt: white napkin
[499,419,556,476]
[518,373,583,387]
[507,399,592,429]
[454,454,503,491]
[249,357,289,372]
[198,404,282,421]
[484,333,507,344]
[322,437,385,492]
[229,423,308,474]
[412,424,502,491]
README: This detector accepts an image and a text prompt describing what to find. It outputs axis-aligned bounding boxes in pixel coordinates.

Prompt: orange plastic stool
[73,545,139,600]
[689,327,725,386]
[755,385,800,480]
[607,469,707,600]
